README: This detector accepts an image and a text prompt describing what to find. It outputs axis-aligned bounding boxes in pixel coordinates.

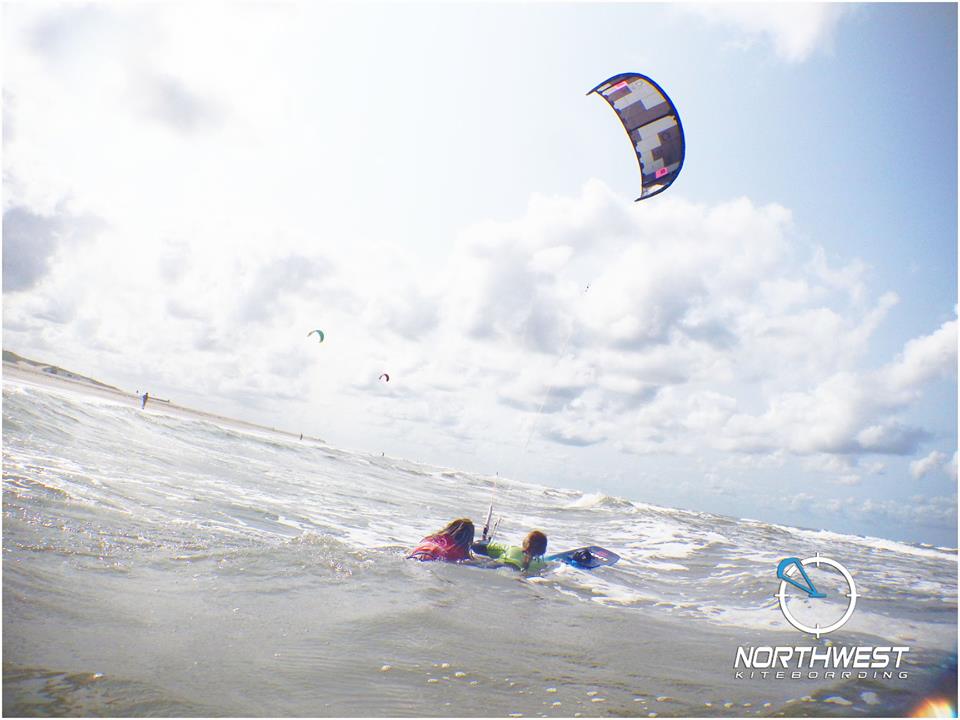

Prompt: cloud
[856,421,930,455]
[136,72,223,135]
[2,204,105,293]
[715,314,955,457]
[158,242,191,285]
[703,472,739,496]
[910,451,949,480]
[23,6,222,136]
[28,4,113,62]
[2,89,15,145]
[234,253,331,325]
[857,494,957,527]
[356,182,953,464]
[785,492,815,512]
[802,455,890,487]
[541,423,605,447]
[2,207,62,293]
[683,3,851,63]
[364,282,440,340]
[782,491,956,529]
[3,172,950,480]
[881,318,958,398]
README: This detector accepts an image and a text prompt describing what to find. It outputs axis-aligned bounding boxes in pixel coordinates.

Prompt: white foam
[643,561,689,572]
[778,526,957,563]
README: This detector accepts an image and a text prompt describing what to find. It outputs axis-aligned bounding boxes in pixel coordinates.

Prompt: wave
[5,370,957,616]
[561,491,637,511]
[784,526,958,563]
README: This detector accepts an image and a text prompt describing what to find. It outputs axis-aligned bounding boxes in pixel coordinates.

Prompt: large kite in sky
[589,72,685,201]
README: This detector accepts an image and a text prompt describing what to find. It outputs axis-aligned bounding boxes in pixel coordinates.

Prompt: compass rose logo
[775,554,859,638]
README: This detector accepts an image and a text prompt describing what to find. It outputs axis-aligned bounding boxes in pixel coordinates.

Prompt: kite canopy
[379,373,390,383]
[588,72,685,201]
[308,329,325,343]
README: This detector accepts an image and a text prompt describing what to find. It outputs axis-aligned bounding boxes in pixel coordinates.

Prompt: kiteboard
[546,546,620,570]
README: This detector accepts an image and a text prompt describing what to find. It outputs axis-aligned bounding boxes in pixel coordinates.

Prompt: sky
[2,2,957,546]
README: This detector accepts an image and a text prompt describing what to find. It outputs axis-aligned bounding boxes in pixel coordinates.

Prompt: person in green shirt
[472,530,548,573]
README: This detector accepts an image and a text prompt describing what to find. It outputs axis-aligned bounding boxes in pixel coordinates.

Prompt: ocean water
[3,368,957,717]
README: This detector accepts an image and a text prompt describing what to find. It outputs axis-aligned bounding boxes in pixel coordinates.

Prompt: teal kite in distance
[308,329,325,343]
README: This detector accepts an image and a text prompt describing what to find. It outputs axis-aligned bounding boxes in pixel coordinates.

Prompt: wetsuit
[473,541,547,573]
[407,533,470,562]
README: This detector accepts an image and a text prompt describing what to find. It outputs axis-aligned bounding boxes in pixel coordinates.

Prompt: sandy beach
[2,354,318,444]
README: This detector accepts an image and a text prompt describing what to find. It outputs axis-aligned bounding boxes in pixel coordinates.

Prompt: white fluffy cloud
[911,451,951,480]
[4,168,952,478]
[785,491,957,527]
[684,3,851,63]
[714,315,955,457]
[314,182,953,471]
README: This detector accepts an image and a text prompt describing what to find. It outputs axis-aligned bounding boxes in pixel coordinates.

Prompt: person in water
[472,529,548,573]
[407,518,475,562]
[141,392,149,409]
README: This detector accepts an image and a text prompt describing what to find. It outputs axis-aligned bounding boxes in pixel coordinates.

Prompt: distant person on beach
[473,530,548,573]
[141,392,149,409]
[407,518,475,562]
